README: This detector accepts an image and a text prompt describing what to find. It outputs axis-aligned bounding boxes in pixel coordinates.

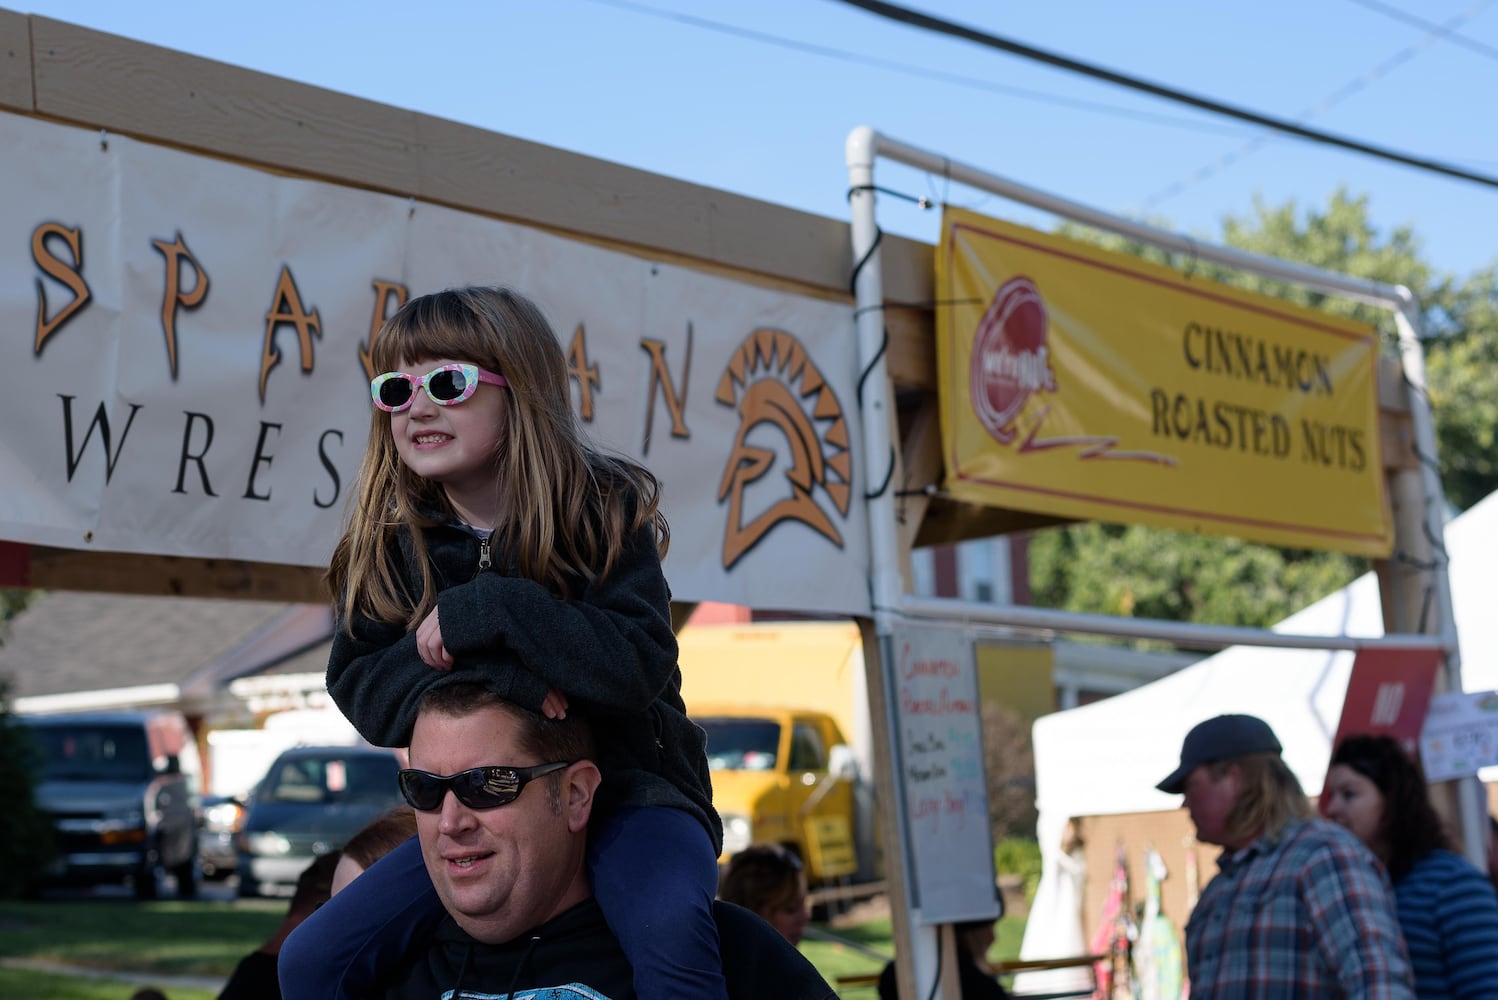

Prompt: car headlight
[241,832,292,856]
[204,801,244,833]
[721,813,753,857]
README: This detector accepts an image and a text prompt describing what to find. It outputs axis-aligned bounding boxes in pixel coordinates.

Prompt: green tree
[978,701,1037,840]
[1,588,38,625]
[1035,191,1498,626]
[0,676,54,898]
[0,589,51,897]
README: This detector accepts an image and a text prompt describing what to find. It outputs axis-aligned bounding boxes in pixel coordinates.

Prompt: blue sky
[19,0,1498,281]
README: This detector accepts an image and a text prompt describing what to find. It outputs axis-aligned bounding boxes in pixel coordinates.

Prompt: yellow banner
[935,208,1391,556]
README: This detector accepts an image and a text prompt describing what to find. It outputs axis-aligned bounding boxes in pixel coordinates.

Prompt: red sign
[1320,646,1444,806]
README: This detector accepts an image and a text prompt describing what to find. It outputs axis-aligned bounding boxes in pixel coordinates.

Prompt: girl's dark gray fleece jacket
[325,518,721,851]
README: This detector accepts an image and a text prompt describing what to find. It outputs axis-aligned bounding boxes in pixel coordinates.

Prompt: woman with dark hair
[1325,734,1498,1000]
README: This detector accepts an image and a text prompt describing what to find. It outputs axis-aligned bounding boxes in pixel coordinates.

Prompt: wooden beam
[0,10,32,112]
[20,14,932,303]
[21,545,326,602]
[885,304,936,393]
[896,395,942,561]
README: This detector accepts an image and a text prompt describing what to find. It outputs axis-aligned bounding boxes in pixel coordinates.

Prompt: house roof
[0,591,332,704]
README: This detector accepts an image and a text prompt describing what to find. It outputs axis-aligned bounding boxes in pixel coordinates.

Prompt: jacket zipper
[477,535,492,572]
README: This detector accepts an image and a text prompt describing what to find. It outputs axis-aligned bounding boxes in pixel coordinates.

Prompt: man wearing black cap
[1159,714,1415,998]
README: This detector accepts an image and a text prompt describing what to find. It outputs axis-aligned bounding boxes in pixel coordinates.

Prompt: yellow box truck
[678,621,877,884]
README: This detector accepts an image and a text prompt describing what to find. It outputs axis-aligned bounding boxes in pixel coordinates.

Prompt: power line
[578,0,1252,138]
[1346,0,1498,63]
[1144,0,1495,208]
[830,0,1498,192]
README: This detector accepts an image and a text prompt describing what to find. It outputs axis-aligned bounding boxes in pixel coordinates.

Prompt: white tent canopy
[1021,487,1498,965]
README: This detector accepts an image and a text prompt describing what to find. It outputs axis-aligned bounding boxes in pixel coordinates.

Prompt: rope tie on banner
[854,320,897,503]
[846,183,933,209]
[1394,551,1444,573]
[923,156,954,210]
[1181,236,1200,279]
[848,225,883,300]
[1417,584,1435,634]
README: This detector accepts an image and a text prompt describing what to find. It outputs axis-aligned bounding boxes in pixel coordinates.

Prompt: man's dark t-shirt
[382,898,835,999]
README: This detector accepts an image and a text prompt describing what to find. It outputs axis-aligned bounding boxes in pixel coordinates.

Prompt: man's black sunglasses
[397,761,571,811]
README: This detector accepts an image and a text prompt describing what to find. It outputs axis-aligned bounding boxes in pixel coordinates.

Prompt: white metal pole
[866,132,1406,308]
[846,124,942,1000]
[897,595,1446,652]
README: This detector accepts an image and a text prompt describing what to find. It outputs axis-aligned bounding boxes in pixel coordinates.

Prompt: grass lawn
[0,898,281,999]
[791,911,1027,993]
[0,899,283,978]
[0,965,220,1000]
[0,897,1025,998]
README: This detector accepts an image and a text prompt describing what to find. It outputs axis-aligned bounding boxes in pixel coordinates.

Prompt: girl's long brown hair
[327,287,667,630]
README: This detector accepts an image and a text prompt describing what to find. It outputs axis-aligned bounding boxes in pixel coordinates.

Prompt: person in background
[1325,735,1498,1000]
[1157,714,1414,998]
[218,850,340,1000]
[330,805,418,896]
[718,843,810,945]
[876,907,1010,1000]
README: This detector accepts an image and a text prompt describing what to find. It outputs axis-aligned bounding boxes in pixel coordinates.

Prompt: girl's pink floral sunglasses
[370,363,508,412]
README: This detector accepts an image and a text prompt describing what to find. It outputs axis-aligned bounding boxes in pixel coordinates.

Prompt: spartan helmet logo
[715,328,852,571]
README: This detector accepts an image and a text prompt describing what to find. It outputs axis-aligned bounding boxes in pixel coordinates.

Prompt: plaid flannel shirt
[1186,818,1415,999]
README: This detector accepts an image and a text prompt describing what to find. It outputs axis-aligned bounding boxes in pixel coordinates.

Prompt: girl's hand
[416,607,454,671]
[541,688,569,720]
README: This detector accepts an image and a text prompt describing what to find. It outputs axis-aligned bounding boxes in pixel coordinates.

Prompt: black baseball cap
[1157,714,1282,794]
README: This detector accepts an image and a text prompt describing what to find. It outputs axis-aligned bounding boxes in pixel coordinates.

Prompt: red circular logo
[969,276,1055,444]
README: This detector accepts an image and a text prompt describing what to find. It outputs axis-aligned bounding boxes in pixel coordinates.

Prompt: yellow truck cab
[695,704,860,883]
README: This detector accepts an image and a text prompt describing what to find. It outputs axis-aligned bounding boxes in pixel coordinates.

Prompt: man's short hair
[420,682,594,761]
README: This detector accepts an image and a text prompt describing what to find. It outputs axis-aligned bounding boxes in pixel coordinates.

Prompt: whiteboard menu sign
[890,621,999,924]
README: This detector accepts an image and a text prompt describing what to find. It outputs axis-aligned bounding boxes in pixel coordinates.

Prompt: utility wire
[831,0,1498,192]
[1143,0,1495,208]
[1346,0,1498,63]
[579,0,1252,137]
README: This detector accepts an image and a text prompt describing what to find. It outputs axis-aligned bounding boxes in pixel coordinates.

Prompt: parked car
[18,709,202,899]
[236,744,403,898]
[198,794,244,880]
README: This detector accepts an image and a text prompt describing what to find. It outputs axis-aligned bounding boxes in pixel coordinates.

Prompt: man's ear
[564,760,602,833]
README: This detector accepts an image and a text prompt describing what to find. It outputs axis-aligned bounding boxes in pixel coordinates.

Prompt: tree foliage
[1030,522,1361,628]
[0,589,52,898]
[1033,191,1498,627]
[0,677,54,898]
[978,701,1037,841]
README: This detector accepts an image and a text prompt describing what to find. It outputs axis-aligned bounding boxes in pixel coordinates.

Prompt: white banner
[0,112,870,616]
